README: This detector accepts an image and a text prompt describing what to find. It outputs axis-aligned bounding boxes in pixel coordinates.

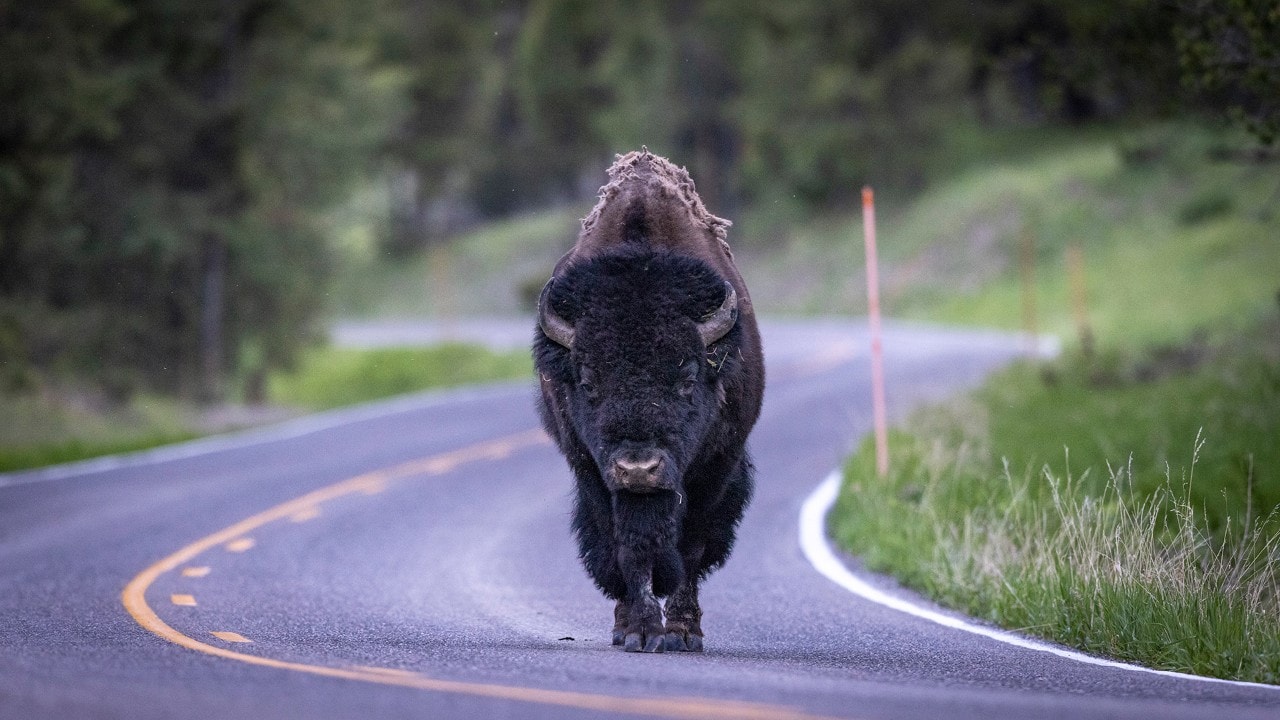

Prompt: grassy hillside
[829,123,1280,682]
[329,209,579,318]
[745,124,1280,346]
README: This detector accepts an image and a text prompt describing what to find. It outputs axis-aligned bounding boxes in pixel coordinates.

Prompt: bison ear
[697,281,738,347]
[538,278,575,349]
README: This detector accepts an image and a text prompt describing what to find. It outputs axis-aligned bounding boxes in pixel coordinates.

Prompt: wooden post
[428,243,456,339]
[862,187,889,478]
[1065,243,1094,357]
[1019,227,1039,357]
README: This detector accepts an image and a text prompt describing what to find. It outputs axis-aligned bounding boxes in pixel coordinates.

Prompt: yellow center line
[225,537,256,553]
[181,566,211,578]
[121,427,837,720]
[170,594,197,606]
[289,506,321,523]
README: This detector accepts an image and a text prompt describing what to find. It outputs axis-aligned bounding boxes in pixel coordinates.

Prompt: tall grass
[832,327,1280,682]
[837,430,1280,682]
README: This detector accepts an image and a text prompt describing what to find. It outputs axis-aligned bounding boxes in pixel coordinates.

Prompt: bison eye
[676,360,699,399]
[578,367,599,400]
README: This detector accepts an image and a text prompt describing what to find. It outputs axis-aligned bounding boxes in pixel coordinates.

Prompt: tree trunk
[198,232,227,403]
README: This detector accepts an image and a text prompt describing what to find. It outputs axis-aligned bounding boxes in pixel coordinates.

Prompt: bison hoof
[663,631,704,652]
[623,632,665,653]
[612,629,625,646]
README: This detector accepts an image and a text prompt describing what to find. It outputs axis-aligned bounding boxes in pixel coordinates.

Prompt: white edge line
[799,470,1280,692]
[0,379,533,488]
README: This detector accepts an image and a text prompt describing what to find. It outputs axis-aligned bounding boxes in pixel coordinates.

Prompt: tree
[1178,0,1280,145]
[0,0,403,400]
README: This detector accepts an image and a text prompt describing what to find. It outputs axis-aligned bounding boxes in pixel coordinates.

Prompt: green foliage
[985,339,1279,531]
[0,0,404,401]
[831,322,1280,682]
[267,344,532,411]
[382,0,1200,253]
[1177,189,1235,226]
[1177,0,1280,145]
[826,118,1280,681]
[3,0,1272,406]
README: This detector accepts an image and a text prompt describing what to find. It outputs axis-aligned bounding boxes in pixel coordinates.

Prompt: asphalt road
[2,319,1277,720]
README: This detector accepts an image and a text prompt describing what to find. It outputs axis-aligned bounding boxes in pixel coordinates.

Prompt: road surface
[1,319,1276,719]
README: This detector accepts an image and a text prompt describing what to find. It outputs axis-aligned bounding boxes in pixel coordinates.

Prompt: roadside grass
[0,344,532,473]
[0,392,206,474]
[829,122,1280,682]
[832,314,1280,682]
[266,343,533,411]
[0,432,202,474]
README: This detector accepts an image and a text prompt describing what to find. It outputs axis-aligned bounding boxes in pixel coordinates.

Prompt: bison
[533,149,764,653]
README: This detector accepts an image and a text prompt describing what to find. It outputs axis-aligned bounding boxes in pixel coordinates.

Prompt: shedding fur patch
[581,148,732,245]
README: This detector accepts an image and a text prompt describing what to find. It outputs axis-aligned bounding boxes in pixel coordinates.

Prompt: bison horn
[537,278,575,349]
[698,282,738,346]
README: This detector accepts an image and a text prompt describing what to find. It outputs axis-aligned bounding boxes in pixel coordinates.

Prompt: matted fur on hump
[580,148,732,244]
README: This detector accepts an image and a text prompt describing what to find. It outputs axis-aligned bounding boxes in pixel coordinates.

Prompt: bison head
[535,250,740,496]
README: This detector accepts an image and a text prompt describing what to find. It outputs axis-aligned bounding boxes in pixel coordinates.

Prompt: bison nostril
[618,457,660,474]
[614,456,663,488]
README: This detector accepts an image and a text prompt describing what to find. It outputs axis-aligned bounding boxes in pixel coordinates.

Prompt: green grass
[0,432,202,474]
[0,343,534,473]
[739,123,1280,347]
[828,119,1280,681]
[832,325,1280,681]
[898,125,1280,346]
[0,391,208,473]
[267,343,533,411]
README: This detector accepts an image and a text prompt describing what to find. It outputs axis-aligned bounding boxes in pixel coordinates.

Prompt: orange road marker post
[1019,227,1039,357]
[1065,243,1094,357]
[429,242,457,340]
[862,187,889,478]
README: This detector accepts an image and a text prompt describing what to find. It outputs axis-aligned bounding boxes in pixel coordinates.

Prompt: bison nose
[613,455,664,491]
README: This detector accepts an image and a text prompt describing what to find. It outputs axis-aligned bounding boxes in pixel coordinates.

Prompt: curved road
[1,320,1277,719]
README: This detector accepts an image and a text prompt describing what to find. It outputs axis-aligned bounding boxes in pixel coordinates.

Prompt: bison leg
[617,545,665,653]
[611,600,627,646]
[612,493,680,653]
[621,580,665,653]
[663,581,704,652]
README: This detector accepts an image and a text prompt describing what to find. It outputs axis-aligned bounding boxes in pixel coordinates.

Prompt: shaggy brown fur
[581,148,732,247]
